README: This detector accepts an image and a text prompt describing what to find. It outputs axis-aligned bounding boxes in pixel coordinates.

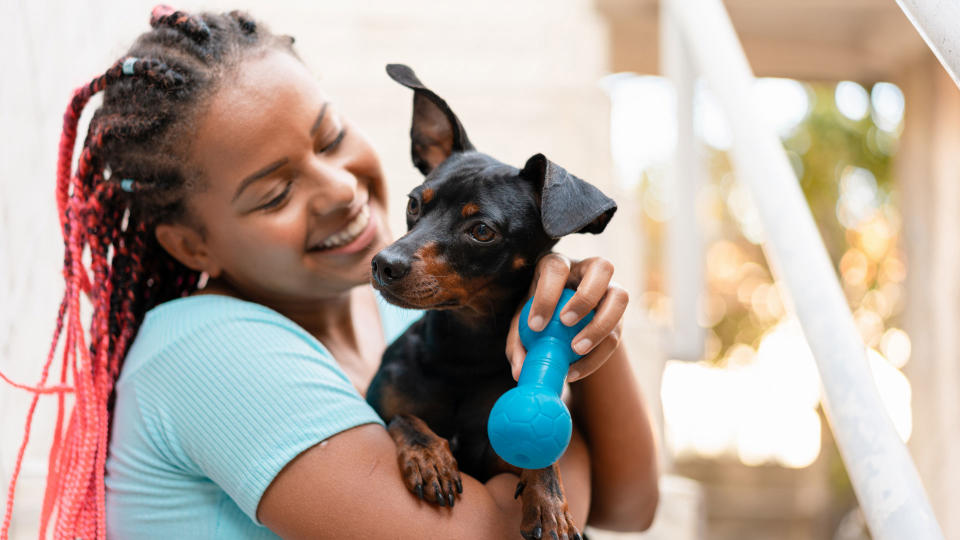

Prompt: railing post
[660,0,944,538]
[661,0,706,362]
[894,0,960,91]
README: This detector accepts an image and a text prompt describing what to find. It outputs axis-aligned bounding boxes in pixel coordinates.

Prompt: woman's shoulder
[118,293,325,384]
[146,292,293,327]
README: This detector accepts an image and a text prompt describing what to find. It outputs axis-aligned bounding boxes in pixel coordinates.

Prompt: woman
[2,6,657,539]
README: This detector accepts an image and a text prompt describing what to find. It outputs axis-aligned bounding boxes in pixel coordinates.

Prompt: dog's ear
[386,64,474,176]
[520,153,617,238]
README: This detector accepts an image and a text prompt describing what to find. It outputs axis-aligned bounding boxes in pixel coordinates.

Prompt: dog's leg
[388,414,463,507]
[515,465,580,540]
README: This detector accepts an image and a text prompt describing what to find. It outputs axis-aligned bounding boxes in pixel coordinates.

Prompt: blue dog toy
[487,289,593,469]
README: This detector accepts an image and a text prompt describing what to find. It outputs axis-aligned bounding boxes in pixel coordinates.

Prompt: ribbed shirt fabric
[104,290,420,539]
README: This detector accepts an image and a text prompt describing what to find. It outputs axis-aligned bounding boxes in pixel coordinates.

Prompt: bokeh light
[835,81,870,121]
[755,78,811,137]
[871,82,905,133]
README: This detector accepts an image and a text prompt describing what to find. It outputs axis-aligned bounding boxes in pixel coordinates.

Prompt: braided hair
[0,6,295,539]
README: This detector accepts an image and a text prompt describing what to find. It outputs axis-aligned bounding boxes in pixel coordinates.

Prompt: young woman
[2,6,658,539]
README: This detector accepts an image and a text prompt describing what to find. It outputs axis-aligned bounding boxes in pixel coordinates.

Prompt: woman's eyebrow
[309,102,329,137]
[232,103,330,203]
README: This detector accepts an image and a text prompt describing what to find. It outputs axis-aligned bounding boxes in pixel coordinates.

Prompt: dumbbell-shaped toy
[487,289,593,469]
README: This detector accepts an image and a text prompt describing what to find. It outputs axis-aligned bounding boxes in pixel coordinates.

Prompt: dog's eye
[470,223,496,243]
[407,197,420,216]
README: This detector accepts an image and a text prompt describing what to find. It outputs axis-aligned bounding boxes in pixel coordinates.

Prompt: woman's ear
[155,223,223,278]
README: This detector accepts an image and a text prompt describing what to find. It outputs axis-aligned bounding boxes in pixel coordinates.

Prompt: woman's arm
[257,421,591,539]
[506,254,660,531]
[569,344,659,530]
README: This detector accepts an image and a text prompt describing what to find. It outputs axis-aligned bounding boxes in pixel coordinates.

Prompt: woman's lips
[309,204,379,256]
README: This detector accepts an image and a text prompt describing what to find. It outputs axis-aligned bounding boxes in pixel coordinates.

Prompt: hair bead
[122,57,138,76]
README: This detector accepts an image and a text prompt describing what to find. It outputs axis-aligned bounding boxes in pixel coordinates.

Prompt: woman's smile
[307,202,379,255]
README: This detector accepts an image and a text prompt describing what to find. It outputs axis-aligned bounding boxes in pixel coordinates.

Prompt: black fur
[367,65,615,537]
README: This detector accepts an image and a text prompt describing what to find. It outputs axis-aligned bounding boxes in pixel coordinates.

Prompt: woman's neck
[196,277,376,350]
[196,278,386,394]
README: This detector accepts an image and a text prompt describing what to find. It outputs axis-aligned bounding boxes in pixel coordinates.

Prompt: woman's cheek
[231,222,300,271]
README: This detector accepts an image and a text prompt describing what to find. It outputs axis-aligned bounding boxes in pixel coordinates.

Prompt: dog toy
[487,289,593,469]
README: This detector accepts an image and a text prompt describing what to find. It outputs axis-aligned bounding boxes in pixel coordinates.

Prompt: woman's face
[178,49,392,304]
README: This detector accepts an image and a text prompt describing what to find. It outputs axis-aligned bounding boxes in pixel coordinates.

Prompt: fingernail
[530,315,544,331]
[573,338,592,355]
[561,311,579,326]
[568,368,581,381]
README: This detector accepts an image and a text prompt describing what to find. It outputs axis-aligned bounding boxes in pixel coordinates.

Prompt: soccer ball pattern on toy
[487,386,572,470]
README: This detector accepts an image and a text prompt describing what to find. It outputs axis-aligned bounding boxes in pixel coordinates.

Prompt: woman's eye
[470,223,496,242]
[258,181,292,211]
[317,129,346,154]
[407,197,420,216]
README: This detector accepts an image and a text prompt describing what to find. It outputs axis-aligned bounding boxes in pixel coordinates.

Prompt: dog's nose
[371,251,410,286]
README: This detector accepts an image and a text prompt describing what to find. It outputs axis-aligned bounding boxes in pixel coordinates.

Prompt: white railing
[659,0,945,538]
[894,0,960,90]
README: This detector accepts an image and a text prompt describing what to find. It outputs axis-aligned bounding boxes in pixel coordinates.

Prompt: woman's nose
[304,158,359,214]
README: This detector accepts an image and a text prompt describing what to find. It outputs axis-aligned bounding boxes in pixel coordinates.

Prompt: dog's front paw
[517,467,581,540]
[388,414,463,507]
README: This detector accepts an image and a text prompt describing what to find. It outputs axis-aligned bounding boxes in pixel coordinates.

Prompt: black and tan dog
[367,64,616,540]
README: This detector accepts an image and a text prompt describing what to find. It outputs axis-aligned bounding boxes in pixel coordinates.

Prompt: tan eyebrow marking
[512,256,527,269]
[461,202,479,217]
[421,188,435,204]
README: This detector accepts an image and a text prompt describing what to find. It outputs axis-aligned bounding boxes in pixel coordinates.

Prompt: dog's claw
[447,492,454,507]
[456,477,463,494]
[515,481,526,499]
[433,482,445,506]
[534,526,543,539]
[550,532,559,540]
[415,483,424,500]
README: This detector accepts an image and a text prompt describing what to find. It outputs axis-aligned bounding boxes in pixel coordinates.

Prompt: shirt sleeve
[132,307,384,524]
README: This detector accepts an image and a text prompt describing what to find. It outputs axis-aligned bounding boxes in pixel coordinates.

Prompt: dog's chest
[369,340,516,479]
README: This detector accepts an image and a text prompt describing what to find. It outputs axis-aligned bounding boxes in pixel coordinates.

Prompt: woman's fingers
[571,282,628,355]
[567,329,621,382]
[514,253,628,383]
[526,253,571,332]
[505,309,527,380]
[559,257,615,328]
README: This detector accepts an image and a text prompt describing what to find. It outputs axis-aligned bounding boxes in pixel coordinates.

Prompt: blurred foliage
[788,86,895,261]
[642,81,903,365]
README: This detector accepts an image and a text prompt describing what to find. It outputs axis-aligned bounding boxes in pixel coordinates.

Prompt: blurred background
[2,0,958,538]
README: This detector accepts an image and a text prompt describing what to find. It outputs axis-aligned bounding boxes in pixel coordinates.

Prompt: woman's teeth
[317,206,370,249]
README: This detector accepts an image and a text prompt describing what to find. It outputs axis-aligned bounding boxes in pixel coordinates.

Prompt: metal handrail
[660,0,945,538]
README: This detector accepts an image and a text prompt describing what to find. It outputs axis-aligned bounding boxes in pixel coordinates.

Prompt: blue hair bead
[122,57,138,76]
[120,179,135,192]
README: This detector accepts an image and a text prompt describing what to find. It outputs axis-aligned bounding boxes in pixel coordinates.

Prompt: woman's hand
[505,253,629,382]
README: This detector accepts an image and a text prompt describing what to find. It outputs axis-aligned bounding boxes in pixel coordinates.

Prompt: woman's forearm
[569,344,659,531]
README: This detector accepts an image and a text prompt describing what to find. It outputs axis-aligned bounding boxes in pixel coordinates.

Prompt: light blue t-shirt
[105,291,420,539]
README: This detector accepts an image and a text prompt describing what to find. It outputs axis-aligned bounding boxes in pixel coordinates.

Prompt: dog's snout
[372,251,411,286]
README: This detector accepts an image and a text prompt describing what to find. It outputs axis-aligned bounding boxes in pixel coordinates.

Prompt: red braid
[0,63,128,539]
[1,8,294,538]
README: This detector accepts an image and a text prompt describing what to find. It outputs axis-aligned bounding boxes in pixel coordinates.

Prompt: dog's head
[371,64,616,318]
